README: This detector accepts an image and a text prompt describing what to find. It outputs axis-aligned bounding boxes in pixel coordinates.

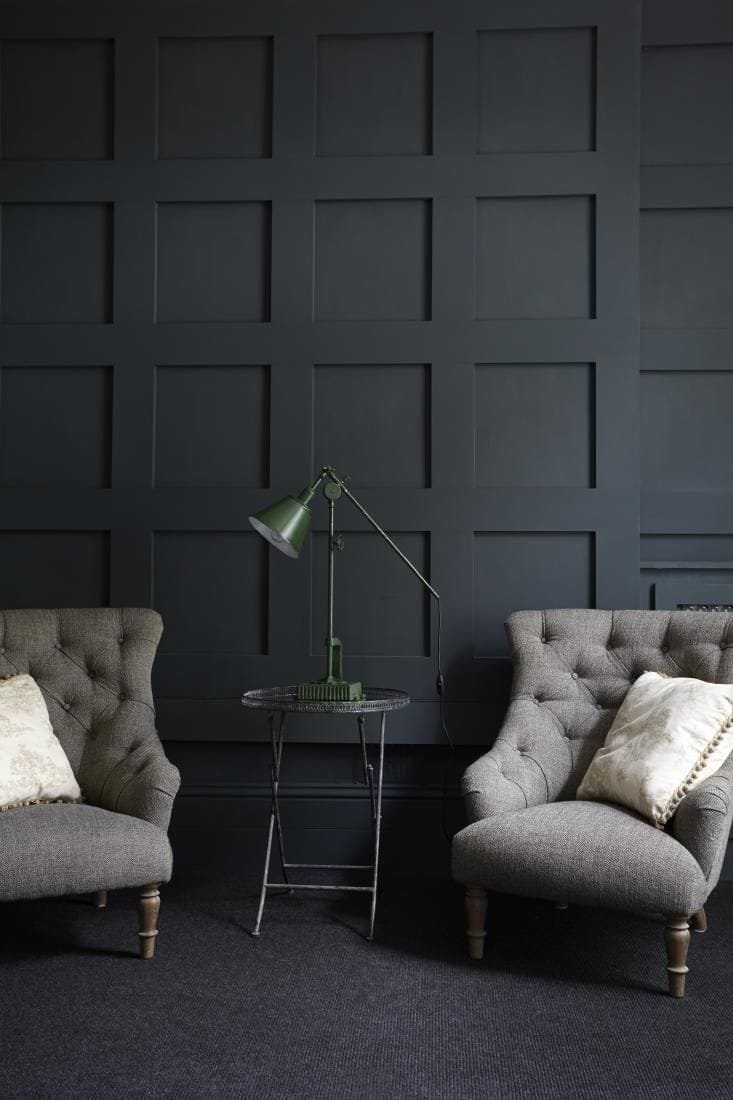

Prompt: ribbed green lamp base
[297,679,363,702]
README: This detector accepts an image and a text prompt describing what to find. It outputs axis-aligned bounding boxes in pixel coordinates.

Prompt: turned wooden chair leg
[691,907,707,933]
[664,915,690,998]
[93,890,108,909]
[465,886,488,960]
[137,884,161,960]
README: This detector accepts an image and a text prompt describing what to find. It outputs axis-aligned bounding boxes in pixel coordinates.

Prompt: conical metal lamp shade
[248,495,312,558]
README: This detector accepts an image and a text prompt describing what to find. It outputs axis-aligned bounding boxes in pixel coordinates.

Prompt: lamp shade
[248,494,312,558]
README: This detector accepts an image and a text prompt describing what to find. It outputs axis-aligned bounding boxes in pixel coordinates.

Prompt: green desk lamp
[249,465,440,702]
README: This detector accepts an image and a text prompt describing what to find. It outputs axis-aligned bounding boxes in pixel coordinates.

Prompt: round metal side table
[241,686,410,941]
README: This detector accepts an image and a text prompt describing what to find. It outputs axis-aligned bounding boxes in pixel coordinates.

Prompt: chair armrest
[98,744,181,832]
[670,750,733,890]
[462,751,534,822]
[461,699,561,823]
[79,714,181,832]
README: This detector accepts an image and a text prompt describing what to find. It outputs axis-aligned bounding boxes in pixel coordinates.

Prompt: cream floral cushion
[0,673,81,812]
[577,670,733,827]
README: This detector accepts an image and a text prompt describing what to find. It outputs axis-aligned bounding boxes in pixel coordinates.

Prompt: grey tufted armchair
[0,608,180,958]
[452,609,733,997]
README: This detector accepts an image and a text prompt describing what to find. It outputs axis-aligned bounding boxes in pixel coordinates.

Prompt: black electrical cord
[435,598,453,750]
[435,599,456,842]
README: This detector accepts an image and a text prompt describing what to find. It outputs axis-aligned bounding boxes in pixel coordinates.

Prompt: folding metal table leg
[357,714,376,821]
[367,711,387,941]
[251,711,287,937]
[270,712,290,885]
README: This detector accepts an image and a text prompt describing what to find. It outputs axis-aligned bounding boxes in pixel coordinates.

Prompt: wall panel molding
[640,4,733,611]
[0,0,642,754]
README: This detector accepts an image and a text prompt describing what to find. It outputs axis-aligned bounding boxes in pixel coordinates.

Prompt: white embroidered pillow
[0,673,81,812]
[576,670,733,827]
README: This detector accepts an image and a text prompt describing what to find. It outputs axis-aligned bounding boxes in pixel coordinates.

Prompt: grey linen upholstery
[0,804,172,902]
[453,803,708,915]
[670,749,733,885]
[453,609,733,914]
[0,608,179,903]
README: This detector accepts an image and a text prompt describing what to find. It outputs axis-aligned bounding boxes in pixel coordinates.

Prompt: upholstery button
[596,703,603,711]
[541,636,547,643]
[62,702,71,711]
[571,672,578,680]
[0,647,5,654]
[54,642,61,650]
[661,645,668,653]
[118,636,124,644]
[563,735,570,742]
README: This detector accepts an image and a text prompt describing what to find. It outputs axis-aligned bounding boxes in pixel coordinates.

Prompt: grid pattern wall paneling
[0,0,646,749]
[640,0,733,619]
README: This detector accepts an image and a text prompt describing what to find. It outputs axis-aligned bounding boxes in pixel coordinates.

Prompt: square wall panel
[641,371,733,490]
[153,532,267,654]
[476,197,594,319]
[641,570,733,612]
[475,364,594,487]
[156,202,271,322]
[474,532,595,656]
[477,28,595,153]
[311,532,430,656]
[157,37,272,158]
[641,535,733,563]
[313,364,429,487]
[0,532,109,607]
[0,366,111,487]
[1,39,112,160]
[642,45,733,165]
[1,203,112,323]
[641,209,733,327]
[316,33,432,156]
[155,365,269,487]
[315,200,431,321]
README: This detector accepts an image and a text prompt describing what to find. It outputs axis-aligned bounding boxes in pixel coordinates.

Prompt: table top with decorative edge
[241,686,410,714]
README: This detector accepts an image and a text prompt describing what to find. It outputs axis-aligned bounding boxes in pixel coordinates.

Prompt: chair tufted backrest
[497,608,733,802]
[0,608,162,775]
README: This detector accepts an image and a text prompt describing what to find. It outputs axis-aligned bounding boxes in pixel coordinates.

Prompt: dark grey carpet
[1,874,731,1099]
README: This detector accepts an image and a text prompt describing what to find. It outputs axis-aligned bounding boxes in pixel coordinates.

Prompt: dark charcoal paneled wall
[0,0,730,873]
[640,1,733,628]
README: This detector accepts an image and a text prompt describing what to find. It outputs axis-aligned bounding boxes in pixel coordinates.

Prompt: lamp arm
[326,470,440,601]
[296,470,328,507]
